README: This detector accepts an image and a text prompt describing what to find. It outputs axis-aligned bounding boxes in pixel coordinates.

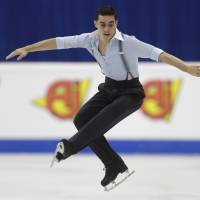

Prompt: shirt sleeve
[56,33,90,49]
[129,36,164,61]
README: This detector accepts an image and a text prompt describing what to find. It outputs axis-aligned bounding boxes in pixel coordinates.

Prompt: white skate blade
[50,142,64,168]
[50,153,59,168]
[104,169,135,192]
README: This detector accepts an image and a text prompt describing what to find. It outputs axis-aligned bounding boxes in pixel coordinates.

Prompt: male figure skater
[6,5,200,190]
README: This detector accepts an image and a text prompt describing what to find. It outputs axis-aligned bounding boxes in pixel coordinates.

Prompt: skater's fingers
[6,48,28,61]
[6,51,18,60]
[17,53,26,61]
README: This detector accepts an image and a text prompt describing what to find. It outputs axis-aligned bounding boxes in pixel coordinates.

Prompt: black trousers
[69,77,145,166]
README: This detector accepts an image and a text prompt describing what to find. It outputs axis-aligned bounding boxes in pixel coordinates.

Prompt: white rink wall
[0,62,200,153]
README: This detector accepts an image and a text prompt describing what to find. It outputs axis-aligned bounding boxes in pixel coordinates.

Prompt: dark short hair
[95,5,117,20]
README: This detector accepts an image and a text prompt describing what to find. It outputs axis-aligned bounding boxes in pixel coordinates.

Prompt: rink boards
[0,62,200,153]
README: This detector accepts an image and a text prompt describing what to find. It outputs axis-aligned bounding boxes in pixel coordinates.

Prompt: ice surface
[0,154,200,200]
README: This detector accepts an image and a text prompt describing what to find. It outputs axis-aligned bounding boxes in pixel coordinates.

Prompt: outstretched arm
[6,38,57,61]
[159,52,200,77]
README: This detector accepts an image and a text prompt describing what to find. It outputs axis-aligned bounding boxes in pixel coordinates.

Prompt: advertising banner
[0,62,199,141]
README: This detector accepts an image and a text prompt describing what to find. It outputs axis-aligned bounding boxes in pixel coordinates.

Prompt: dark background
[1,0,200,61]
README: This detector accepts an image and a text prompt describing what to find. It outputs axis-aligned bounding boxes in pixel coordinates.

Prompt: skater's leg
[69,94,143,186]
[73,91,125,166]
[89,136,124,166]
[73,92,131,186]
[73,91,110,129]
[70,94,143,153]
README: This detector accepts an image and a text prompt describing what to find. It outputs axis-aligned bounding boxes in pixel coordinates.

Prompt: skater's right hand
[6,48,28,61]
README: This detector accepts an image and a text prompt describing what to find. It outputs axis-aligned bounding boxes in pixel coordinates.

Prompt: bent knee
[73,110,91,129]
[73,113,82,129]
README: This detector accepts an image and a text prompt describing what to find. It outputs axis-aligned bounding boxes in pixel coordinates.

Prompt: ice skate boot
[101,161,135,191]
[50,139,73,168]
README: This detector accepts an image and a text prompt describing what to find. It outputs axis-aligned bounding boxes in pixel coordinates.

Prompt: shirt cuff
[55,37,65,49]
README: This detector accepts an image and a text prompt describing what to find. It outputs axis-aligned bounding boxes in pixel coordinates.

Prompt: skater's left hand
[186,65,200,77]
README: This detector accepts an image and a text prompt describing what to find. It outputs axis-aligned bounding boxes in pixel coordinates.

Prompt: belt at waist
[104,76,142,88]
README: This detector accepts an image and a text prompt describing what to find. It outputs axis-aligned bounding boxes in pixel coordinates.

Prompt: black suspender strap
[118,34,134,80]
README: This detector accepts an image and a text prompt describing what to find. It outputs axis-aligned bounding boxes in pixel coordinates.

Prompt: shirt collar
[92,29,124,48]
[93,29,124,41]
[113,29,124,41]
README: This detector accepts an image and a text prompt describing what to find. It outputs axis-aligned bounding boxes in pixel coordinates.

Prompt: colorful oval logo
[141,79,181,121]
[33,79,90,119]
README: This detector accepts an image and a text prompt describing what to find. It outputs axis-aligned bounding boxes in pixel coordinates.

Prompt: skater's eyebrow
[99,21,115,24]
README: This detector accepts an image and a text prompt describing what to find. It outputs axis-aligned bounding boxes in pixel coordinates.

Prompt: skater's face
[94,15,118,42]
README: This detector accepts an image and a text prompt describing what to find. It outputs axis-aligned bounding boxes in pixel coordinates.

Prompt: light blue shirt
[56,29,163,80]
